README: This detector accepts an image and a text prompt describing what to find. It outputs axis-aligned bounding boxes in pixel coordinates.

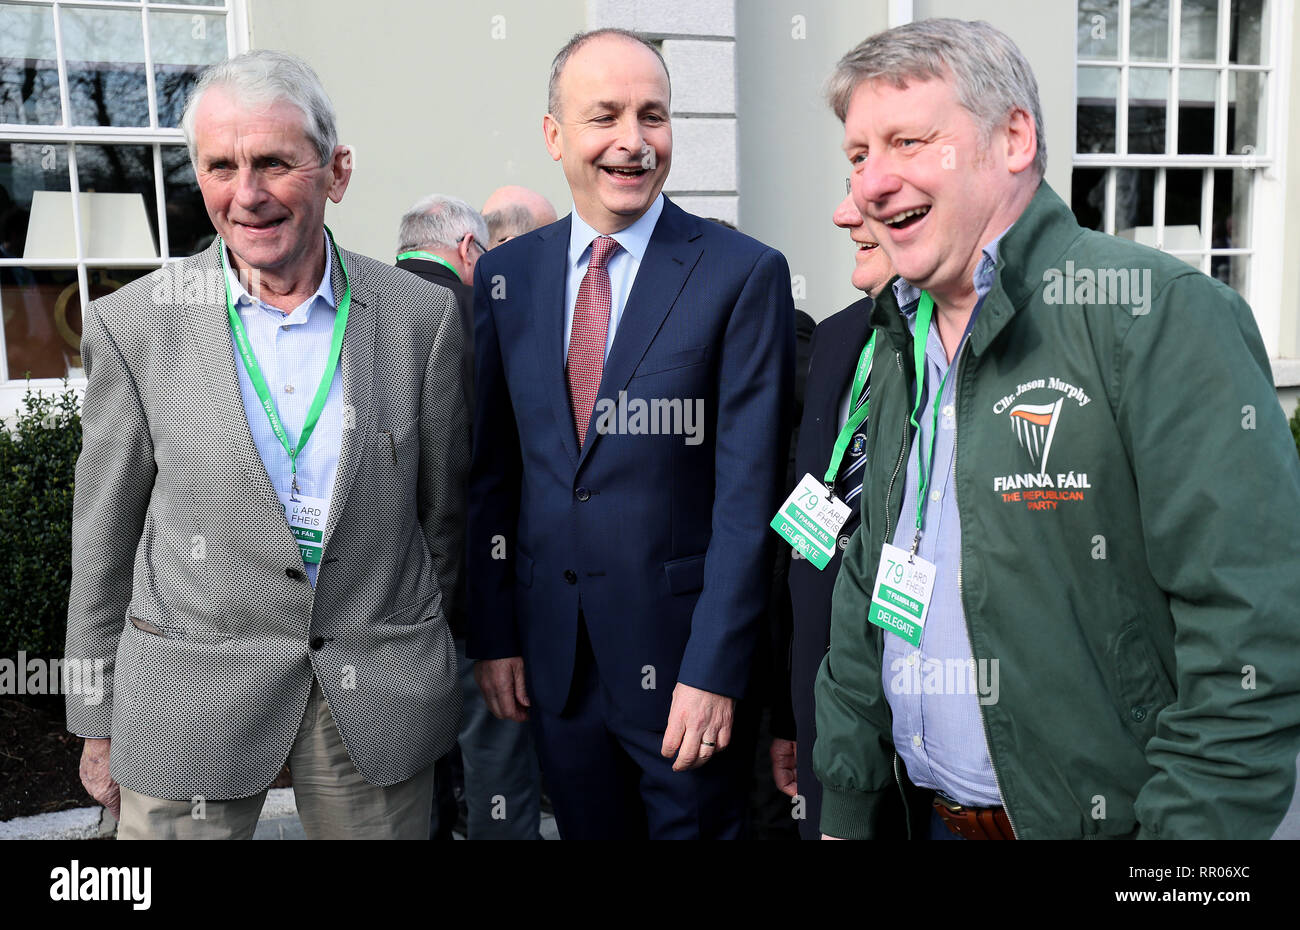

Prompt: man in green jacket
[813,18,1300,840]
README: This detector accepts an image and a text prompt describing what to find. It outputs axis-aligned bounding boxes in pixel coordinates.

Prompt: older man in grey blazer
[64,50,468,839]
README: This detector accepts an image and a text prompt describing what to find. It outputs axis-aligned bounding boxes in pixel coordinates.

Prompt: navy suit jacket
[466,197,795,729]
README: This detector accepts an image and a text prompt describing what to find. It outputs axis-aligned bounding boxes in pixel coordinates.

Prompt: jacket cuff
[819,786,888,839]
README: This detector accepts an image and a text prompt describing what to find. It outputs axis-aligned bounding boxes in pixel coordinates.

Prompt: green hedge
[0,384,81,657]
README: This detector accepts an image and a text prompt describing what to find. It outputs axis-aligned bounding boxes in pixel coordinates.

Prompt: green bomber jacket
[812,181,1300,839]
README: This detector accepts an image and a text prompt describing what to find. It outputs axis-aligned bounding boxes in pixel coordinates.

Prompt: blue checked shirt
[882,227,1011,808]
[227,230,343,587]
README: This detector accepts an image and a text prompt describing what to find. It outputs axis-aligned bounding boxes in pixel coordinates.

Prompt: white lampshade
[23,190,159,260]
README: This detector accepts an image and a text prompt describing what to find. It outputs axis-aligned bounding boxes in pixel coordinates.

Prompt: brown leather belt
[933,794,1015,840]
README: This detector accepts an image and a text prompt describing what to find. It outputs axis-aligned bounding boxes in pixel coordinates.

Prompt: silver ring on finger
[701,737,717,747]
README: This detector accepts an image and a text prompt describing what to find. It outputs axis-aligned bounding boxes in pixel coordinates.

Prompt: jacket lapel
[576,198,703,470]
[321,247,376,551]
[188,241,297,550]
[533,217,581,466]
[816,297,873,454]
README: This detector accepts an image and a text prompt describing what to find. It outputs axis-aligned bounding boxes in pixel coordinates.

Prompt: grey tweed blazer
[64,236,468,799]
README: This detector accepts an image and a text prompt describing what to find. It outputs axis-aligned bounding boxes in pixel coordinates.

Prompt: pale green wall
[246,0,586,261]
[736,1,890,322]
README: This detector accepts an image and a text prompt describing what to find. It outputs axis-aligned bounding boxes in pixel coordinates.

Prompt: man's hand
[80,738,120,820]
[661,682,734,772]
[474,657,530,722]
[769,737,798,797]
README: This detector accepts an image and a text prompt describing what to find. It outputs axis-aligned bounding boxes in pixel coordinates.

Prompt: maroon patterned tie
[567,235,620,446]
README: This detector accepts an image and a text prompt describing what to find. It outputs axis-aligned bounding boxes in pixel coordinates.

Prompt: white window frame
[0,0,248,414]
[1073,0,1291,359]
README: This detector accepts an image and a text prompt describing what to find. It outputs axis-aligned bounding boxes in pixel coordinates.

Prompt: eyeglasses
[466,233,490,255]
[845,177,852,195]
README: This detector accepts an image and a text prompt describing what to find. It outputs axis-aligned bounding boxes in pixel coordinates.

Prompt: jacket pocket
[1112,621,1176,743]
[130,616,173,638]
[664,553,706,595]
[632,345,709,378]
[381,589,441,626]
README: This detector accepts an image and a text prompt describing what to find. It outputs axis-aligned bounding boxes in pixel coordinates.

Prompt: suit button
[1130,705,1147,722]
[563,569,577,585]
[575,487,591,502]
[837,534,851,550]
[310,636,325,651]
[286,567,306,581]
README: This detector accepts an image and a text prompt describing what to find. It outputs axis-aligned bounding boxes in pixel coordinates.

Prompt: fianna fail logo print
[1008,398,1064,475]
[992,377,1093,512]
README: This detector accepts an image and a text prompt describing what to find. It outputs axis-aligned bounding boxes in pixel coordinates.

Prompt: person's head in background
[482,185,558,245]
[831,183,895,299]
[397,194,489,283]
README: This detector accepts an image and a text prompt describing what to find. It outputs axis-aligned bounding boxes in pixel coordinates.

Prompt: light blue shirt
[227,230,343,587]
[564,193,665,361]
[883,226,1011,808]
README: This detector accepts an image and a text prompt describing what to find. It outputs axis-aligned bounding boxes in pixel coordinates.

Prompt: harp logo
[992,380,1092,510]
[1008,398,1064,475]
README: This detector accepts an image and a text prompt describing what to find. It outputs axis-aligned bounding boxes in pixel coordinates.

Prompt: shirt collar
[892,222,1015,316]
[226,228,337,319]
[568,193,665,268]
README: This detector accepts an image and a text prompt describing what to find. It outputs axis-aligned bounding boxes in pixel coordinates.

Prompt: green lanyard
[906,291,954,555]
[823,332,876,497]
[395,250,462,282]
[222,228,351,499]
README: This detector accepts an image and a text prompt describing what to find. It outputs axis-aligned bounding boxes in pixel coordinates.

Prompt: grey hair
[397,195,489,253]
[484,204,537,246]
[547,28,670,118]
[826,19,1046,179]
[181,49,339,167]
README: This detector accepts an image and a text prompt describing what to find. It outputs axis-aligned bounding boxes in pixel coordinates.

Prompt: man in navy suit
[770,187,899,838]
[466,28,794,839]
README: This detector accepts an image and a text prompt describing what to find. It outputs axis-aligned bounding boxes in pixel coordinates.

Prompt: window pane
[1213,167,1251,249]
[1128,68,1169,154]
[1210,254,1247,294]
[165,1,225,6]
[1177,69,1217,154]
[1077,0,1119,59]
[1,142,75,380]
[1180,0,1219,62]
[1,142,72,259]
[1229,0,1268,65]
[149,11,228,128]
[1,266,80,379]
[0,2,61,126]
[1227,70,1265,155]
[1113,168,1157,243]
[61,7,150,127]
[1077,67,1118,153]
[1164,167,1204,248]
[161,145,212,257]
[1129,0,1171,61]
[73,145,159,259]
[1071,168,1107,231]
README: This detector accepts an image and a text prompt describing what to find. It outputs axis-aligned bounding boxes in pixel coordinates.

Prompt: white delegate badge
[277,491,330,565]
[866,542,935,646]
[769,474,851,570]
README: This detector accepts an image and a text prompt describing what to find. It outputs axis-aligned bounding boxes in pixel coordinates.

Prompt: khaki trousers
[118,678,434,840]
